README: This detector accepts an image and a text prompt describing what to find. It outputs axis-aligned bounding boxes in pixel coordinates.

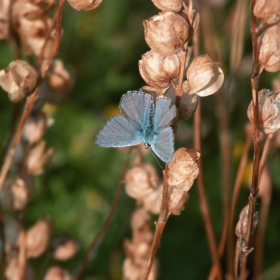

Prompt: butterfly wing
[151,127,174,163]
[96,115,142,147]
[153,97,177,133]
[119,91,153,131]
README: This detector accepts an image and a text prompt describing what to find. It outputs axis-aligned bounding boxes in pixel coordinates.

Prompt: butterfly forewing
[153,97,177,133]
[120,91,153,132]
[151,127,174,163]
[96,115,142,147]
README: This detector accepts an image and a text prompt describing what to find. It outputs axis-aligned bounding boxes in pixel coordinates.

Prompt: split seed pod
[0,60,38,102]
[247,89,280,134]
[185,54,224,97]
[67,0,102,11]
[143,12,189,56]
[139,50,181,89]
[259,23,280,73]
[151,0,184,12]
[254,0,280,25]
[168,148,200,191]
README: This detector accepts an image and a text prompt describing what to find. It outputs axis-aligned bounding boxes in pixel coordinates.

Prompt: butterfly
[95,91,177,163]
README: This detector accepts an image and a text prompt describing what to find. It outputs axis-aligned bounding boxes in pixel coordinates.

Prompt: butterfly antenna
[151,150,163,169]
[123,147,138,162]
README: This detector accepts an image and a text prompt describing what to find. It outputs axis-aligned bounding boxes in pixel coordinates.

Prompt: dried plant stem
[194,101,223,280]
[0,0,65,193]
[0,204,5,278]
[142,163,170,280]
[75,147,132,280]
[239,0,260,278]
[253,134,273,279]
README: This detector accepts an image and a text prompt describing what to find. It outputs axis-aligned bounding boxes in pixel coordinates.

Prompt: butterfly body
[96,91,176,163]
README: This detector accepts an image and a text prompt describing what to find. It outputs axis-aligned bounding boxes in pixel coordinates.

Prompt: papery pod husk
[169,188,189,215]
[151,0,184,12]
[254,0,280,25]
[247,89,280,134]
[0,0,11,39]
[165,83,198,120]
[53,236,79,261]
[143,183,162,214]
[186,54,224,97]
[0,176,35,211]
[67,0,102,11]
[25,141,54,175]
[168,148,200,191]
[259,23,280,73]
[139,50,180,89]
[0,60,38,102]
[235,205,259,240]
[44,266,72,280]
[125,164,159,200]
[143,12,189,56]
[26,218,52,258]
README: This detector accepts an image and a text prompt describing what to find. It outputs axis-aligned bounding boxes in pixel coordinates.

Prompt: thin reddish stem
[239,0,261,278]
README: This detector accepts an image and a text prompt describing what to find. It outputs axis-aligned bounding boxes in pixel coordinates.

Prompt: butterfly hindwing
[151,127,174,163]
[96,115,142,147]
[153,97,177,133]
[119,91,153,132]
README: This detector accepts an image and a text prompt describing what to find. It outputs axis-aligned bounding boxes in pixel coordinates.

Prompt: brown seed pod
[26,218,52,258]
[143,12,189,56]
[259,23,280,73]
[186,54,224,97]
[247,89,280,134]
[151,0,184,12]
[254,0,280,25]
[25,141,54,175]
[125,164,159,200]
[168,148,200,191]
[44,266,72,280]
[169,188,189,215]
[0,60,38,102]
[139,50,181,89]
[67,0,102,11]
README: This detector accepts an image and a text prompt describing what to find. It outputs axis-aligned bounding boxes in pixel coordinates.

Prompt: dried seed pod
[44,266,72,280]
[23,112,47,144]
[0,60,38,102]
[151,0,184,12]
[165,83,198,120]
[53,236,79,261]
[125,164,159,200]
[247,89,280,134]
[235,205,259,242]
[0,176,34,210]
[139,50,181,89]
[259,23,280,73]
[169,188,189,215]
[0,0,11,39]
[168,148,200,191]
[143,183,162,214]
[143,12,189,56]
[19,17,54,57]
[26,218,52,258]
[25,141,54,175]
[123,257,157,280]
[67,0,102,11]
[131,207,151,232]
[186,54,224,96]
[254,0,280,25]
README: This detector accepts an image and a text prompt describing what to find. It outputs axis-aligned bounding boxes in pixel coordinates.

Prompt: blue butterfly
[95,91,176,163]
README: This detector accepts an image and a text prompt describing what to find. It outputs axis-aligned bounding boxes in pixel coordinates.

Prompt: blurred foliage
[1,0,280,279]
